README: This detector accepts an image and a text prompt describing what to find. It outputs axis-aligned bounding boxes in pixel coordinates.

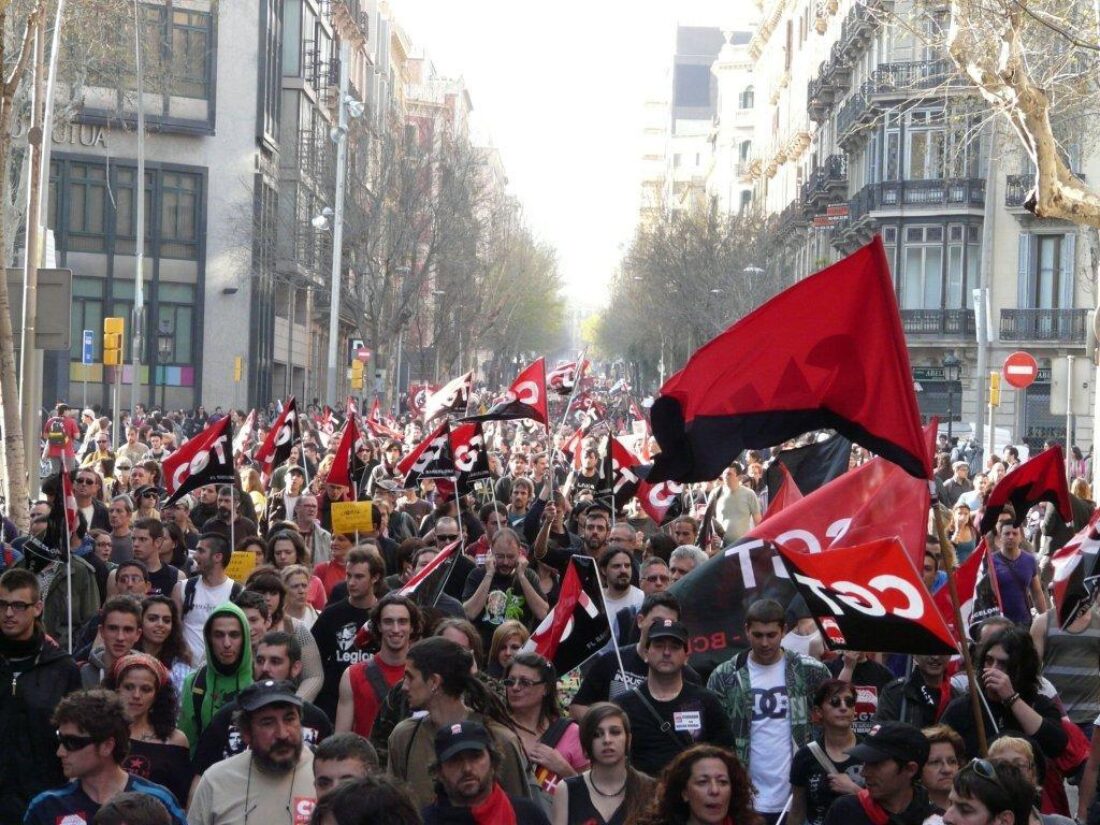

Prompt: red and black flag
[61,470,79,536]
[762,464,802,520]
[636,478,686,524]
[232,409,257,457]
[327,414,366,496]
[548,358,589,395]
[1051,510,1100,628]
[463,359,549,426]
[777,537,957,655]
[978,446,1073,534]
[933,541,997,644]
[763,433,851,505]
[366,399,404,441]
[646,237,930,483]
[424,371,473,423]
[451,422,491,497]
[254,397,300,485]
[397,421,455,488]
[162,415,236,506]
[523,556,611,674]
[399,539,461,596]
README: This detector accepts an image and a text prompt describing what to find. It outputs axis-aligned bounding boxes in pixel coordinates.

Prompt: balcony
[1000,308,1089,343]
[847,178,985,223]
[837,0,891,58]
[901,309,976,337]
[802,154,848,209]
[1005,171,1086,210]
[837,60,966,145]
[775,197,810,235]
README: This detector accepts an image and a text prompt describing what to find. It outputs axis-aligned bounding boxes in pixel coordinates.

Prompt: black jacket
[420,789,550,825]
[0,633,82,824]
[875,671,958,729]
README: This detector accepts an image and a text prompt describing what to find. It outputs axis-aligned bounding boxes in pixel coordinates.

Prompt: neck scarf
[857,789,891,825]
[469,782,517,825]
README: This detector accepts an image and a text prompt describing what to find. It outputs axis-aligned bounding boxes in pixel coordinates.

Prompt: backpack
[46,417,66,446]
[181,576,243,616]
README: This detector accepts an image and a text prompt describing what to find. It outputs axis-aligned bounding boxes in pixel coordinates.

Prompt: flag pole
[431,508,463,608]
[556,348,588,433]
[64,515,73,655]
[933,501,988,756]
[592,555,628,686]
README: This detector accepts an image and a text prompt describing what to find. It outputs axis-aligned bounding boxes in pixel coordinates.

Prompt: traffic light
[350,359,364,390]
[989,371,1001,407]
[103,317,124,366]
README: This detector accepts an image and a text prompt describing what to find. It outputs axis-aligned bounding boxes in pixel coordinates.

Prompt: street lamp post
[943,353,961,444]
[157,326,173,412]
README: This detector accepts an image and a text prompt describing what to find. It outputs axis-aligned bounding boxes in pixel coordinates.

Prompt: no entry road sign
[1002,351,1038,389]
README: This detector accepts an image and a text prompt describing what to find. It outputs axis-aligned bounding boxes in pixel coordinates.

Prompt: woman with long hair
[134,595,193,697]
[552,702,653,825]
[281,563,320,628]
[640,744,760,825]
[505,652,587,794]
[159,520,194,574]
[106,653,192,806]
[488,620,531,678]
[950,502,978,563]
[240,466,267,514]
[243,566,324,702]
[266,530,326,609]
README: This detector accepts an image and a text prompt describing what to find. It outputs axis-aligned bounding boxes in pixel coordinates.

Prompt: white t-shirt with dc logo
[747,656,792,813]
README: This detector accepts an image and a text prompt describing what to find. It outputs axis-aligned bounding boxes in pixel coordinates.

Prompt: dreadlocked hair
[407,636,516,736]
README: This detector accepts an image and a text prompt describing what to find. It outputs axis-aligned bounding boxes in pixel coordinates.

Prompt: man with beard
[579,502,611,560]
[203,486,258,542]
[335,594,421,737]
[599,548,643,647]
[420,721,550,825]
[189,680,317,825]
[461,528,548,651]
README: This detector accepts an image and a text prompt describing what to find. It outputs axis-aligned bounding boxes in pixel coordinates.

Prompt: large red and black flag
[162,415,236,505]
[424,371,473,424]
[327,414,366,496]
[646,237,929,483]
[254,397,300,485]
[1051,509,1100,628]
[670,455,930,674]
[397,421,455,488]
[523,556,611,674]
[451,422,491,496]
[978,446,1073,534]
[464,359,549,426]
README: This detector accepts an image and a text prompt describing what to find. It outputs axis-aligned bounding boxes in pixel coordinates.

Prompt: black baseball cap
[646,618,689,647]
[434,721,492,763]
[238,679,303,712]
[847,722,930,766]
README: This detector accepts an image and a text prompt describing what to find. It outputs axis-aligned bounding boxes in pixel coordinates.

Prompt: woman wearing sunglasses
[942,758,1034,825]
[790,680,865,825]
[505,651,588,794]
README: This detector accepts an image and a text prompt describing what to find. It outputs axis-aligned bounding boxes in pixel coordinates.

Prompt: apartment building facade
[716,0,1098,452]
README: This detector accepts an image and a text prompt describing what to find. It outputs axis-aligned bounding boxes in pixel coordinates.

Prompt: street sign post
[1002,351,1039,389]
[81,329,93,409]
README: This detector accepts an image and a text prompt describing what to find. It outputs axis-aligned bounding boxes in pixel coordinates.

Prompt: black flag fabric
[776,538,958,655]
[524,555,611,674]
[451,422,491,496]
[462,359,549,426]
[397,421,455,488]
[763,433,852,504]
[978,446,1073,534]
[162,416,236,506]
[255,397,300,485]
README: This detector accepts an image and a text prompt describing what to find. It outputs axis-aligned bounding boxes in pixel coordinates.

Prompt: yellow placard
[331,501,374,534]
[224,550,258,583]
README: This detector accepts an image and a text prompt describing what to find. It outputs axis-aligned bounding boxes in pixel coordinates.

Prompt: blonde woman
[240,466,266,514]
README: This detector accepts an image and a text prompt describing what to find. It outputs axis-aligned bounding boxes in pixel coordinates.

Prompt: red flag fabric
[254,397,300,485]
[161,416,236,505]
[1051,509,1100,627]
[647,237,930,483]
[396,421,454,486]
[548,359,589,394]
[327,415,361,493]
[636,478,685,524]
[777,537,957,654]
[763,464,803,520]
[525,556,610,673]
[62,471,79,536]
[978,446,1073,534]
[399,540,460,595]
[463,359,548,426]
[933,542,989,644]
[366,399,404,441]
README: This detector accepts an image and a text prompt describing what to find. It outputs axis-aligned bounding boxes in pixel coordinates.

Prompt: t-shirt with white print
[748,655,792,813]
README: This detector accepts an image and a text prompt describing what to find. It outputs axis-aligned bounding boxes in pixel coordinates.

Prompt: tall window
[900,225,944,309]
[906,110,946,180]
[69,278,104,362]
[945,224,980,308]
[135,5,214,100]
[738,86,754,109]
[1036,235,1063,309]
[67,164,108,252]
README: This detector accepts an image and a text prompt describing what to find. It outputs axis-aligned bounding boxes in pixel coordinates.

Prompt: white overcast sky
[388,0,753,305]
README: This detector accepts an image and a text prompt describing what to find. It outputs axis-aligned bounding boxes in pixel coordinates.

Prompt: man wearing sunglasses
[24,689,186,825]
[73,469,111,532]
[822,721,935,825]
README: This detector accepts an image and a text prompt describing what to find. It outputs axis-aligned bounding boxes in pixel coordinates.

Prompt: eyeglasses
[963,758,1009,795]
[436,534,459,542]
[828,695,857,709]
[502,677,545,690]
[74,477,97,485]
[644,574,671,583]
[0,599,34,614]
[56,731,97,752]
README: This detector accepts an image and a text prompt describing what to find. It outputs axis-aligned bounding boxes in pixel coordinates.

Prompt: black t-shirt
[825,658,896,736]
[147,564,180,597]
[311,599,374,720]
[191,698,332,773]
[823,788,936,825]
[460,566,543,649]
[790,738,865,825]
[615,681,733,776]
[571,644,702,706]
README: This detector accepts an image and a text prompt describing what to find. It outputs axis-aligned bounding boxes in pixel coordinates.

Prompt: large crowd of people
[0,397,1097,825]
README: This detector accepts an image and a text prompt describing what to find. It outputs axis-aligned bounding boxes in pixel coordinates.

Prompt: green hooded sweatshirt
[179,602,253,752]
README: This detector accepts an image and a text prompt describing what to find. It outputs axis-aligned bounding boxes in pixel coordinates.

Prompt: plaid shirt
[706,648,831,766]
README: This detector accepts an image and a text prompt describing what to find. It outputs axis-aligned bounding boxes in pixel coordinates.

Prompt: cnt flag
[547,358,589,395]
[161,416,236,506]
[1051,509,1100,628]
[463,359,549,426]
[646,237,930,484]
[254,397,300,485]
[523,556,611,674]
[451,422,491,496]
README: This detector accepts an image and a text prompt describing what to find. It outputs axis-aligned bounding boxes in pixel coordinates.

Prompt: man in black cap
[615,618,733,776]
[420,721,550,825]
[189,679,318,825]
[823,721,936,825]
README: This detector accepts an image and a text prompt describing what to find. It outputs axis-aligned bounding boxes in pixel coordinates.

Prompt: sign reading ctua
[11,118,107,148]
